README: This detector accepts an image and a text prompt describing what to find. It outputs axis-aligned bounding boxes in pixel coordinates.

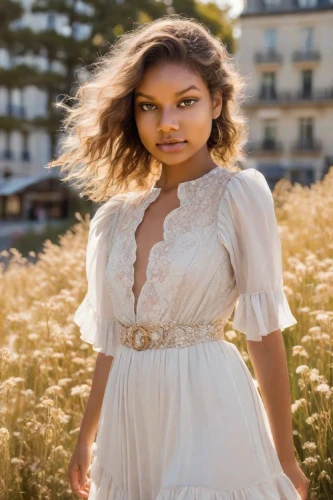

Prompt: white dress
[74,166,301,500]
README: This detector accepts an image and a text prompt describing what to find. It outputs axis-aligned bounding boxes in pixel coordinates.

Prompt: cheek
[188,109,213,142]
[177,103,212,137]
[135,115,155,151]
[190,103,212,126]
[135,112,154,140]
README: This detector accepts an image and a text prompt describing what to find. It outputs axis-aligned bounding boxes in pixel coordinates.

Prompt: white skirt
[88,340,301,500]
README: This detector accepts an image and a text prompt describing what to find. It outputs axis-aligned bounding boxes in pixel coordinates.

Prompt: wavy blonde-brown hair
[48,14,248,203]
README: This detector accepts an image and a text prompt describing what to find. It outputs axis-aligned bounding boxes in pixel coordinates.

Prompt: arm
[76,352,114,447]
[247,329,295,466]
[218,170,309,498]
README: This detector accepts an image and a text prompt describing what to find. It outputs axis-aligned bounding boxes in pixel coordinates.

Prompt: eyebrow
[134,84,201,99]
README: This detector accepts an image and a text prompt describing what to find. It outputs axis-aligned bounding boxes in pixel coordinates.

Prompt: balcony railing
[259,88,278,100]
[254,50,282,64]
[247,87,333,105]
[291,139,322,153]
[292,50,320,62]
[246,139,283,154]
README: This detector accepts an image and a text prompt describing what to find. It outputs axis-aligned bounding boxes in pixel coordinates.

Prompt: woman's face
[134,62,222,166]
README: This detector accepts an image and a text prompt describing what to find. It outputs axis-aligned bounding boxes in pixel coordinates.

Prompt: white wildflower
[302,442,317,451]
[316,383,330,394]
[296,365,310,374]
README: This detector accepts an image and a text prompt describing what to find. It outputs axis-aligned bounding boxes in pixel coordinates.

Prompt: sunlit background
[0,1,332,498]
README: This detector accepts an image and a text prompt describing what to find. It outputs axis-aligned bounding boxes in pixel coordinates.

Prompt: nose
[157,109,180,132]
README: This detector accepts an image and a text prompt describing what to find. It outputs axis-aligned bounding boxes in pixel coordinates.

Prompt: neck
[155,152,218,190]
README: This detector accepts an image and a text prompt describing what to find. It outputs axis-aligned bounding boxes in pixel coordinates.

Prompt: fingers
[74,485,90,498]
[76,486,90,499]
[73,481,91,498]
[68,465,91,498]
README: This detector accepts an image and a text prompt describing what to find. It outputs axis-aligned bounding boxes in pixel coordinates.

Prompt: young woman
[50,15,310,500]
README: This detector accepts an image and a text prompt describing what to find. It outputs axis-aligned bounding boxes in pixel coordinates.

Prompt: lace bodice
[106,166,235,326]
[74,166,297,357]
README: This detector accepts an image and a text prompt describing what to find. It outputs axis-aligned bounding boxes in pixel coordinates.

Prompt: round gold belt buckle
[129,325,150,351]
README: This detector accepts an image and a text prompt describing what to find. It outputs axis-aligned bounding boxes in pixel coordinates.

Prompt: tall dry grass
[0,168,332,499]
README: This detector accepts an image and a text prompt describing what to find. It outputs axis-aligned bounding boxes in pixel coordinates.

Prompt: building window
[306,169,315,183]
[264,28,277,51]
[298,0,317,7]
[47,13,56,30]
[301,27,314,51]
[3,169,12,179]
[264,0,281,6]
[3,149,12,160]
[260,72,277,99]
[299,117,314,144]
[21,151,30,162]
[7,103,25,117]
[290,168,314,186]
[301,69,313,98]
[263,119,277,148]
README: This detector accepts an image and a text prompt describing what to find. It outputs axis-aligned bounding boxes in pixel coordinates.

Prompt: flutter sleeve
[218,168,297,341]
[73,195,124,357]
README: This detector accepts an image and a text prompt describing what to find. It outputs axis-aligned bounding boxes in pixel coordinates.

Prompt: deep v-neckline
[129,166,222,324]
[131,186,181,323]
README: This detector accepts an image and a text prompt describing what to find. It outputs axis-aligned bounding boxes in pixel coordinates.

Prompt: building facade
[235,0,333,188]
[0,0,92,180]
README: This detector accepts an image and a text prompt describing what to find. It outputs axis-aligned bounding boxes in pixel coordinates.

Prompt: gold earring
[215,120,223,144]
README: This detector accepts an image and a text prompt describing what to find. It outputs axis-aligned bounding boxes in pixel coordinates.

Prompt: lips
[156,141,188,153]
[157,140,187,145]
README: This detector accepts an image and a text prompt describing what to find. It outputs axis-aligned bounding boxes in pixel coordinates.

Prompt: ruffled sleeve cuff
[73,294,121,357]
[232,289,297,342]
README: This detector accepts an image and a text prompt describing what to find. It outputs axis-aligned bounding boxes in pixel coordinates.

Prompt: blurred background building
[235,0,333,188]
[0,0,94,223]
[0,0,93,180]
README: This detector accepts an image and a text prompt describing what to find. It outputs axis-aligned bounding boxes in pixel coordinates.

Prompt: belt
[119,318,227,351]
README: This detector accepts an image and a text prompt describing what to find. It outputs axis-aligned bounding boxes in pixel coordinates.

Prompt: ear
[212,90,223,119]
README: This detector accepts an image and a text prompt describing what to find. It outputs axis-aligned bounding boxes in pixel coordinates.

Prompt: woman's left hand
[281,459,310,500]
